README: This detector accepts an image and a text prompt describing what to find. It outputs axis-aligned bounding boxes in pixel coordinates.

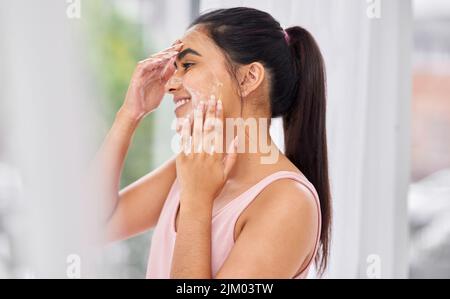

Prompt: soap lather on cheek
[183,75,224,108]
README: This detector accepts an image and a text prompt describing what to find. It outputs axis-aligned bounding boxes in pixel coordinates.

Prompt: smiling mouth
[174,98,191,111]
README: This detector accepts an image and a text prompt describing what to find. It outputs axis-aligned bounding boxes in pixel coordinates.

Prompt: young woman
[98,7,331,278]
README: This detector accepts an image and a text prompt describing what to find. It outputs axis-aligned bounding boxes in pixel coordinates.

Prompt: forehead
[177,25,231,82]
[178,26,219,58]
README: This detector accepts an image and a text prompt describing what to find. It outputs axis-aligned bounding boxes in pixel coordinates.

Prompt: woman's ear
[238,62,265,97]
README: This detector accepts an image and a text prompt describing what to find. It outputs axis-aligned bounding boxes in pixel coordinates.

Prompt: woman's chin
[174,104,192,119]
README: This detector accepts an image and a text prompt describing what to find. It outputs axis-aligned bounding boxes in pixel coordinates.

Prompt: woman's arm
[170,194,213,278]
[94,108,141,224]
[170,98,237,278]
[104,154,177,243]
[92,41,183,243]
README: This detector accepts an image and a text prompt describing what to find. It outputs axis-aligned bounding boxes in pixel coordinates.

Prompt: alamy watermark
[171,117,280,165]
[366,254,381,278]
[366,0,381,19]
[66,253,81,279]
[66,0,81,19]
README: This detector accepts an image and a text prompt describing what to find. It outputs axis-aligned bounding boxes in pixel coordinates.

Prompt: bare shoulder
[253,155,319,224]
[238,175,320,251]
[224,176,320,278]
[253,177,318,226]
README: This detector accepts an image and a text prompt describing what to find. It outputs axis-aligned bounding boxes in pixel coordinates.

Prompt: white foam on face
[174,29,226,110]
[169,62,225,144]
[166,62,224,109]
[169,29,242,155]
[184,79,224,107]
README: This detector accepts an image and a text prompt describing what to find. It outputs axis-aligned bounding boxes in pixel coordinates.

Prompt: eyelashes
[174,61,195,72]
[182,62,194,71]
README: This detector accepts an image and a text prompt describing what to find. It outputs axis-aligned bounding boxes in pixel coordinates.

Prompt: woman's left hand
[175,97,238,208]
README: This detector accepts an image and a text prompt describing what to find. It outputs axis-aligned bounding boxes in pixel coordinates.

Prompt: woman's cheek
[182,78,203,107]
[184,69,224,105]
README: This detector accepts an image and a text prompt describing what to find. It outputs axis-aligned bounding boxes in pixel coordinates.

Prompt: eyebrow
[177,48,202,60]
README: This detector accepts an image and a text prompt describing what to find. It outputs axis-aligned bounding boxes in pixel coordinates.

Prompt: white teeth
[175,98,191,110]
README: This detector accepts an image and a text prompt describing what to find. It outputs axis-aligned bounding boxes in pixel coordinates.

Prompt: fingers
[163,41,183,53]
[171,39,183,47]
[204,96,217,126]
[137,41,183,76]
[215,98,223,122]
[136,56,170,80]
[179,98,226,156]
[203,96,216,154]
[150,42,183,59]
[192,101,205,153]
[138,50,176,66]
[180,116,192,155]
[177,96,237,182]
[160,56,177,82]
[223,136,238,177]
[148,42,183,63]
[214,99,224,155]
[139,50,176,69]
[135,55,174,87]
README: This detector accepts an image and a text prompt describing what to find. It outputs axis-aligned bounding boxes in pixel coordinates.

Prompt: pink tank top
[146,170,322,279]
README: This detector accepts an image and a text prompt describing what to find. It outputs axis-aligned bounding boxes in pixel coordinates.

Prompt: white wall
[0,0,99,278]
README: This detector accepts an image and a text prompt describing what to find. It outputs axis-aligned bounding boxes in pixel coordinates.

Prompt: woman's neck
[224,122,282,182]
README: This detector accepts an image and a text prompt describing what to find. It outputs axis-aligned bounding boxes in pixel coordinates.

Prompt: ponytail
[284,26,331,275]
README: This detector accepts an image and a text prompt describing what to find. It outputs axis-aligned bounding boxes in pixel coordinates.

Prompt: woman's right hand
[119,41,183,122]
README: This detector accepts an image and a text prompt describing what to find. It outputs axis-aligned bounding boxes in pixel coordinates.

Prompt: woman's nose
[165,73,183,94]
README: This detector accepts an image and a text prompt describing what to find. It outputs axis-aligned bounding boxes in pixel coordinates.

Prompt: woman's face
[166,26,240,123]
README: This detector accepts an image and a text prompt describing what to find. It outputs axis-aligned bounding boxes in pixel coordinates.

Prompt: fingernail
[166,55,176,65]
[167,43,181,51]
[196,102,203,114]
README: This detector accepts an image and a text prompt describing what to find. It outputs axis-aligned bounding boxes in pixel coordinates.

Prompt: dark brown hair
[191,7,331,275]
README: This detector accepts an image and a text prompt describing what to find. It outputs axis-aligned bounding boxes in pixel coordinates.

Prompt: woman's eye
[182,63,194,70]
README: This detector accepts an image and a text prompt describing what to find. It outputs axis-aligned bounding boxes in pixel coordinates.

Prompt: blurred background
[409,0,450,279]
[0,0,448,278]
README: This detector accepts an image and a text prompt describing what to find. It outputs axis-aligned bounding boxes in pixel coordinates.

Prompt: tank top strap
[221,170,320,216]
